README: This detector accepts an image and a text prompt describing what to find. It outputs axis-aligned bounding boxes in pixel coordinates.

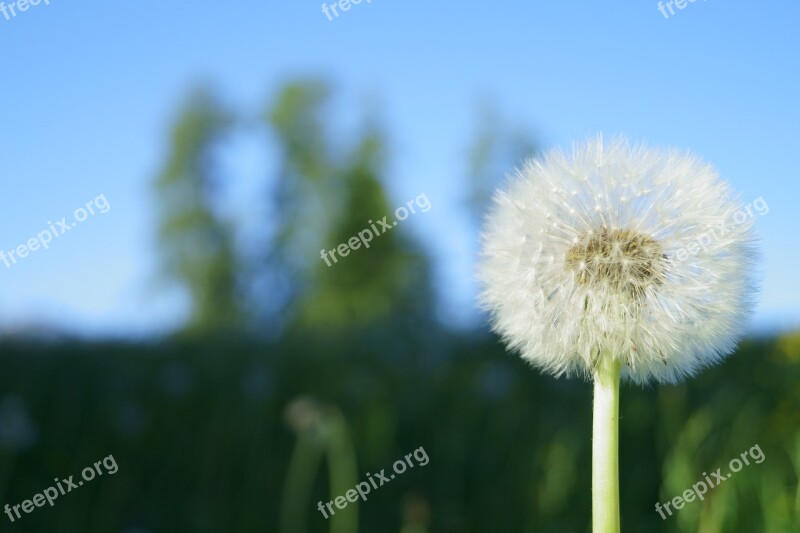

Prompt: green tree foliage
[264,81,434,331]
[154,80,434,335]
[292,124,433,330]
[154,88,241,333]
[264,81,334,279]
[252,81,336,331]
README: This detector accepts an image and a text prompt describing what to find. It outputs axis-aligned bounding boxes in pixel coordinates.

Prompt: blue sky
[0,1,798,338]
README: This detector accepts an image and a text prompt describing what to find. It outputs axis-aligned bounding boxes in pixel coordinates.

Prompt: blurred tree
[295,124,434,330]
[465,102,538,222]
[154,87,242,333]
[254,81,336,331]
[264,82,434,332]
[153,80,436,335]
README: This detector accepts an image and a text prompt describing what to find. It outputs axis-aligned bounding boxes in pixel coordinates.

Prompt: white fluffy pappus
[478,136,758,385]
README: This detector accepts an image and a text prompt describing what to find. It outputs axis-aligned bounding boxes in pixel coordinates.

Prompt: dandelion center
[565,226,666,297]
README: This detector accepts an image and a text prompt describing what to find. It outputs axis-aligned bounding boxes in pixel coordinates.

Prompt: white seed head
[478,136,758,385]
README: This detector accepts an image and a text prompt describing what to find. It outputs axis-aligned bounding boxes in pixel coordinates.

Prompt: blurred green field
[0,331,797,532]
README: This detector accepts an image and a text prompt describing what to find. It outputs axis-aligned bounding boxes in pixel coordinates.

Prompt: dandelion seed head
[478,136,758,385]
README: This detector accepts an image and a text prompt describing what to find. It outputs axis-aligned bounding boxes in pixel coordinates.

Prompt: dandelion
[478,136,757,532]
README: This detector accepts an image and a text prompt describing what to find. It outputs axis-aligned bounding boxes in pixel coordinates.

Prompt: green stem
[279,432,324,533]
[592,357,621,533]
[326,409,359,533]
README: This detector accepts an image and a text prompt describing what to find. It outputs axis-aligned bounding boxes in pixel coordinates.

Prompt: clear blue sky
[1,1,798,338]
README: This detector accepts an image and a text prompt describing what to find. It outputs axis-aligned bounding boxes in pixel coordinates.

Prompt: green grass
[0,332,797,532]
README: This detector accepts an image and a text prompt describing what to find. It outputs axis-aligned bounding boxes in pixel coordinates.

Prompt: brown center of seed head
[565,226,666,297]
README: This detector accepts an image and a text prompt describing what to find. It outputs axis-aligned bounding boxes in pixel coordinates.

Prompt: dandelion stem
[592,356,621,533]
